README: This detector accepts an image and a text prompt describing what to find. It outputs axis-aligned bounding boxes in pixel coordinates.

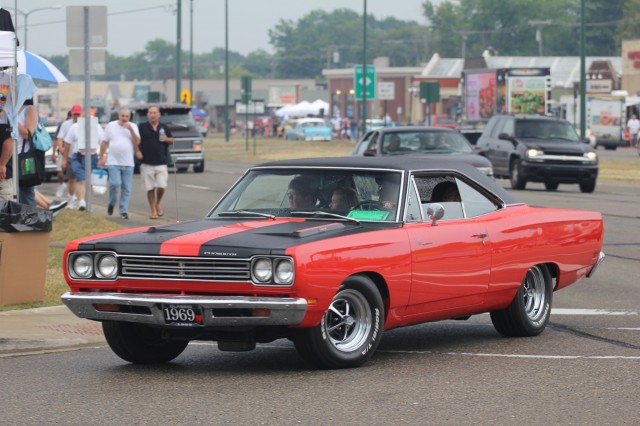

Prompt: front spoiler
[61,292,308,327]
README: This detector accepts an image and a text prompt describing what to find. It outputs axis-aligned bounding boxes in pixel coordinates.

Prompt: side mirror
[426,203,445,226]
[498,133,512,141]
[363,149,377,157]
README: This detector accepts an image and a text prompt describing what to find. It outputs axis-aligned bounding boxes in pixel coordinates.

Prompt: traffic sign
[180,89,191,105]
[378,81,395,100]
[354,65,375,100]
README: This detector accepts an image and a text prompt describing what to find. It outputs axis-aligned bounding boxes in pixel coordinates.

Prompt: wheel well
[351,272,390,320]
[541,262,559,290]
[509,155,520,170]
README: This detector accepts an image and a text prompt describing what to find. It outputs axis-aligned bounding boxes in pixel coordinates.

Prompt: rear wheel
[544,181,559,191]
[102,321,188,364]
[579,179,596,193]
[490,265,552,337]
[509,159,526,190]
[294,276,384,369]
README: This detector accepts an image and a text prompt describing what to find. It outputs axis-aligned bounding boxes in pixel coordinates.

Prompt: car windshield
[300,120,328,128]
[209,169,403,222]
[136,108,196,127]
[381,131,474,155]
[515,120,580,142]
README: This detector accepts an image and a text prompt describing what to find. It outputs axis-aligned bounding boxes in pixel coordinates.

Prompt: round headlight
[274,259,294,285]
[96,255,118,279]
[72,254,93,278]
[253,258,273,282]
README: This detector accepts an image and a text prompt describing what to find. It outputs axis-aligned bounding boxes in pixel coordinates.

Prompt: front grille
[120,256,251,281]
[172,138,197,151]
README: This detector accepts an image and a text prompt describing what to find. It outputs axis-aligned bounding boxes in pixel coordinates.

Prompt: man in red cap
[55,104,82,207]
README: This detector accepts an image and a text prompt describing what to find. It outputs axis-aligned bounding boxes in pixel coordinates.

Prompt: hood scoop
[290,222,346,238]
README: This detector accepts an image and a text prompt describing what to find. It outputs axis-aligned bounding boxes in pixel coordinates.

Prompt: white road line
[551,308,638,316]
[181,184,210,191]
[379,350,640,360]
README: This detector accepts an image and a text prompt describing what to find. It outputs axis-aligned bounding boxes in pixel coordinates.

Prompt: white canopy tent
[275,99,330,118]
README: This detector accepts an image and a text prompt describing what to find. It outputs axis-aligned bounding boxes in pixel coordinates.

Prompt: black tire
[176,166,189,173]
[490,265,553,337]
[293,276,384,369]
[102,321,188,364]
[509,159,526,190]
[579,179,596,193]
[193,159,205,173]
[544,181,559,191]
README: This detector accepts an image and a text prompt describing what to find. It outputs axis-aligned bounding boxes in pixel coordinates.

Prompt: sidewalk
[0,195,174,357]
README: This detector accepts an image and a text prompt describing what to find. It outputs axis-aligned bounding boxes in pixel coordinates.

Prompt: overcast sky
[3,0,428,57]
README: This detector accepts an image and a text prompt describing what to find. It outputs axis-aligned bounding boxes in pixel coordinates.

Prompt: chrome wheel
[324,289,372,353]
[522,266,547,323]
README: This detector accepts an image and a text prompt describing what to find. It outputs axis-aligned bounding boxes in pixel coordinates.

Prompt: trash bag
[0,201,52,232]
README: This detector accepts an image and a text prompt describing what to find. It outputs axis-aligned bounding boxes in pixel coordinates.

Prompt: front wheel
[490,265,552,337]
[579,179,596,193]
[193,159,205,173]
[102,321,188,364]
[509,159,526,190]
[293,276,384,369]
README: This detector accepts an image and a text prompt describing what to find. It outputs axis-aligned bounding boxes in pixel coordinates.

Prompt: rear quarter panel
[487,204,603,299]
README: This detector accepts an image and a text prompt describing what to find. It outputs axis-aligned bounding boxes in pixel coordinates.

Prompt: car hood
[517,138,592,154]
[71,218,395,258]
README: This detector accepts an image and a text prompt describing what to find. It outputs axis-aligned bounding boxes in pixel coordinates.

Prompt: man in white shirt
[98,108,141,219]
[627,113,640,147]
[62,114,104,211]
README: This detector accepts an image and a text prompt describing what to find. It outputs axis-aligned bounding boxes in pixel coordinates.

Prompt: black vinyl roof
[254,156,520,204]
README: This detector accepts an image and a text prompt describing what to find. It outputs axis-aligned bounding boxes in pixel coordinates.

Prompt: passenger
[431,181,461,202]
[287,175,319,209]
[385,135,401,153]
[329,187,358,211]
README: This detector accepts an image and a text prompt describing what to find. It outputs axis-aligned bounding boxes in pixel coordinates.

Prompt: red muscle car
[62,157,605,369]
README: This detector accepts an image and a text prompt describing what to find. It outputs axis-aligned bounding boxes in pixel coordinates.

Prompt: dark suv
[476,115,598,193]
[121,103,205,173]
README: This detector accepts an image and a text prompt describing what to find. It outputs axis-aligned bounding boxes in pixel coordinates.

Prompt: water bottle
[159,128,166,141]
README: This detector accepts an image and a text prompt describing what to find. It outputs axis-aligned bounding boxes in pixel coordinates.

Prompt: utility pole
[175,0,182,103]
[189,0,193,105]
[579,0,586,141]
[361,0,367,138]
[529,20,552,56]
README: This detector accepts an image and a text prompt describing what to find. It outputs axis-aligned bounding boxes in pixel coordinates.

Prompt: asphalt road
[2,148,638,424]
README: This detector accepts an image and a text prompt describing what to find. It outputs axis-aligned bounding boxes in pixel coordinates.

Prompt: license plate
[162,304,203,326]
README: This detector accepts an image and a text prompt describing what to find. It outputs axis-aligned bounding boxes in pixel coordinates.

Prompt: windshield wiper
[552,136,578,142]
[290,210,360,223]
[217,210,276,220]
[163,121,189,128]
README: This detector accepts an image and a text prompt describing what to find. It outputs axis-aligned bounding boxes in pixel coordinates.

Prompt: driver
[287,175,319,209]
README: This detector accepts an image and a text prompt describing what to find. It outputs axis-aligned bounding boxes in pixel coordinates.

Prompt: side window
[456,178,499,217]
[413,174,500,220]
[501,118,514,137]
[367,133,379,152]
[489,118,504,138]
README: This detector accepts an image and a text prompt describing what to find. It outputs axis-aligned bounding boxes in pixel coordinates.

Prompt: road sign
[420,81,440,103]
[180,89,192,105]
[68,48,106,76]
[354,65,375,100]
[378,81,395,100]
[66,6,107,48]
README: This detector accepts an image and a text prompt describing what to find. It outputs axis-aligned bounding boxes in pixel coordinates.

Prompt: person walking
[0,110,13,200]
[98,108,140,219]
[55,105,82,206]
[138,105,174,219]
[626,113,640,147]
[62,110,104,211]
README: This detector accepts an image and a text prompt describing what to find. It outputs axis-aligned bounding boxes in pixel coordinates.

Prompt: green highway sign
[354,65,375,100]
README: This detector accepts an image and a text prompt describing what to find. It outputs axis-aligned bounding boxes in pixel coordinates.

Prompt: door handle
[472,232,488,245]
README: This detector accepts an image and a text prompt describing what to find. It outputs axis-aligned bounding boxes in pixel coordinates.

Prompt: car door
[403,175,493,315]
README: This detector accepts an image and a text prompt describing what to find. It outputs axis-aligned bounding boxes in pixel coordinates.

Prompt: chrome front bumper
[61,292,307,327]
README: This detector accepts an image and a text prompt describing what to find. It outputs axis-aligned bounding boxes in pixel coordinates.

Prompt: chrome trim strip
[586,251,605,278]
[61,292,307,327]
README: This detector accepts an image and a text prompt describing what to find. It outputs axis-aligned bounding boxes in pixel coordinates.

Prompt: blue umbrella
[17,49,68,83]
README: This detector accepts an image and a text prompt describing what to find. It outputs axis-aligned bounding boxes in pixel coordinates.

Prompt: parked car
[191,107,209,137]
[429,114,457,130]
[284,118,333,141]
[122,103,205,173]
[351,126,493,177]
[365,118,394,132]
[61,156,604,369]
[44,123,59,181]
[476,114,598,192]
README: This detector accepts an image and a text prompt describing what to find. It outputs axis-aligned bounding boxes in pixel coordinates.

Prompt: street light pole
[175,0,182,103]
[224,0,229,141]
[9,5,62,51]
[361,0,367,138]
[189,0,193,105]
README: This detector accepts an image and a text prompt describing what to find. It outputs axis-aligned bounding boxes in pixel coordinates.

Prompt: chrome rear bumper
[586,251,606,278]
[61,292,307,327]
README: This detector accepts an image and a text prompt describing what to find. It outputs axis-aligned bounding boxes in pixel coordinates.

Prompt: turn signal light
[251,308,270,317]
[94,304,120,312]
